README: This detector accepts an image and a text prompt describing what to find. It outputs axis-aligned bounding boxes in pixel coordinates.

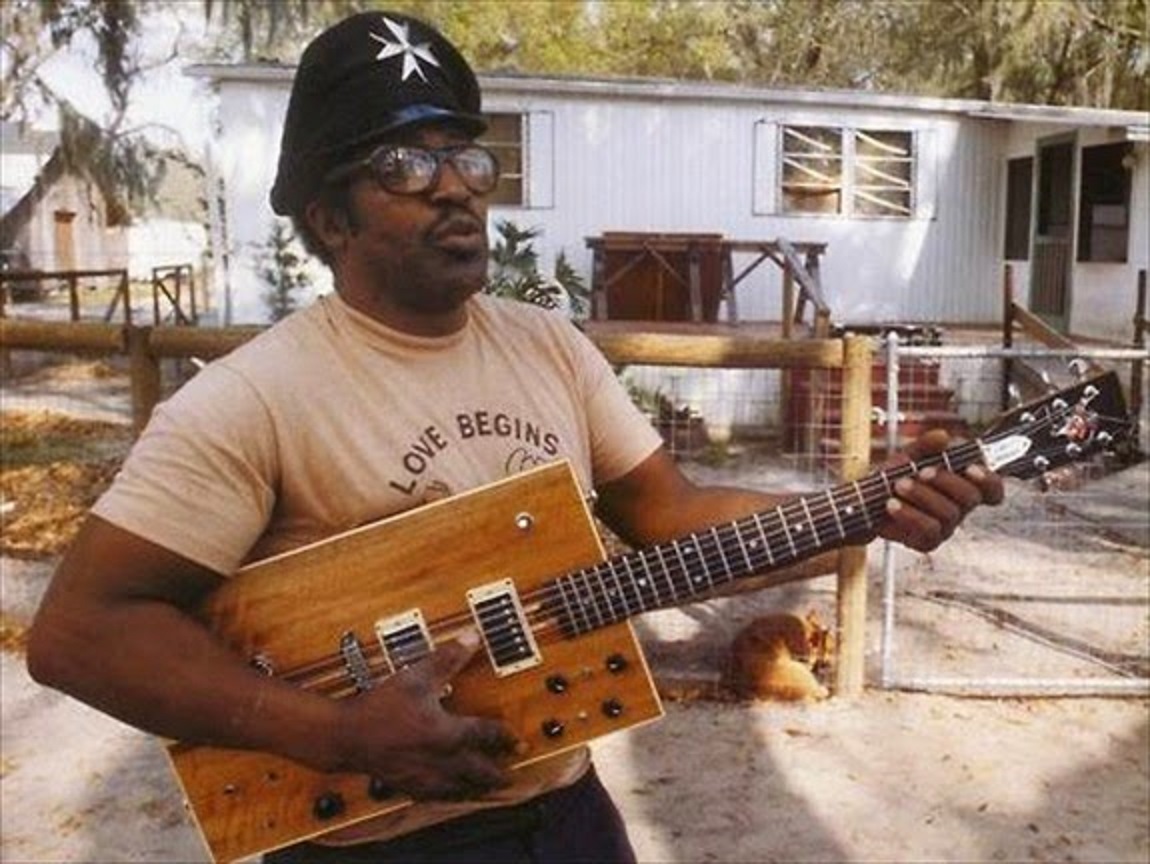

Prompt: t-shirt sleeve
[569,327,664,485]
[91,363,279,576]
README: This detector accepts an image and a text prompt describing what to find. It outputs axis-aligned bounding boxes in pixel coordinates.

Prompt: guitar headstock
[980,371,1133,480]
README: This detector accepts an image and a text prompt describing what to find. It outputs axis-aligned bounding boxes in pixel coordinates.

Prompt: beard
[364,209,490,316]
[388,245,488,314]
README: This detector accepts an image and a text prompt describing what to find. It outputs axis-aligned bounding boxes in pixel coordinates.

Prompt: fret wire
[752,512,775,566]
[604,558,637,620]
[826,488,846,539]
[555,573,587,636]
[589,563,619,624]
[621,555,649,613]
[719,524,749,578]
[709,526,734,581]
[799,497,821,548]
[651,544,680,603]
[777,505,799,557]
[851,480,874,531]
[607,560,638,621]
[733,522,756,573]
[670,538,695,593]
[629,552,656,612]
[575,568,604,631]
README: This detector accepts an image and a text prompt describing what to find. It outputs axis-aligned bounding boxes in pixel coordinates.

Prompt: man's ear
[304,199,351,260]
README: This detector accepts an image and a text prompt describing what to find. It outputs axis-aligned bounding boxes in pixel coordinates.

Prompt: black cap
[270,12,485,216]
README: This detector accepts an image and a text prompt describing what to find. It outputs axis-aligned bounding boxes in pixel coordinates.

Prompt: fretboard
[550,438,986,637]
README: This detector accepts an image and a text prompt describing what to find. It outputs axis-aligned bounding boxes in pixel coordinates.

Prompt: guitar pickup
[467,579,542,677]
[374,609,433,673]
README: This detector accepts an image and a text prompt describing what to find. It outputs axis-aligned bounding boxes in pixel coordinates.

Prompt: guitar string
[282,435,1036,692]
[278,446,966,691]
[283,435,1047,693]
[279,400,1113,693]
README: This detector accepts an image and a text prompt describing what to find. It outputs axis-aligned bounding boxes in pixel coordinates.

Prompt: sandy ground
[1,628,1147,864]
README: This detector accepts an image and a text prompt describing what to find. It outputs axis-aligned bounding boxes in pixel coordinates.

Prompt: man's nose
[427,156,473,201]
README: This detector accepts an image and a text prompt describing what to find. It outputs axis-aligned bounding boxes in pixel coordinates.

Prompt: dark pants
[263,767,636,864]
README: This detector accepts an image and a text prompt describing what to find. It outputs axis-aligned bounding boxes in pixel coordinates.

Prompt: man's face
[317,122,492,322]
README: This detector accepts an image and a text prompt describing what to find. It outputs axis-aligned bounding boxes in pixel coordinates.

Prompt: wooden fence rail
[0,318,874,695]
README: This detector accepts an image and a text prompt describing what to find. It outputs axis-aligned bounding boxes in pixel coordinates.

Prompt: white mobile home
[188,65,1147,343]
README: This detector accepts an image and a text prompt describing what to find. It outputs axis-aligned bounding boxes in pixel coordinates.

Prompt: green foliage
[257,220,312,322]
[485,220,589,316]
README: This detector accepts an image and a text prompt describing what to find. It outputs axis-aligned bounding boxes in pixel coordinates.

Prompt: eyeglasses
[326,144,501,196]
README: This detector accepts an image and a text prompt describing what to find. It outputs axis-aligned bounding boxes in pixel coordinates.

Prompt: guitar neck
[550,439,987,637]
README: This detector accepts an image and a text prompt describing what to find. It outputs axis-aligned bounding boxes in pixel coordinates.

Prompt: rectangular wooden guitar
[168,373,1130,862]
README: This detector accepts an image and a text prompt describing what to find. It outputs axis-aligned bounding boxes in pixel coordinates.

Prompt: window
[1004,157,1033,260]
[781,125,914,218]
[480,112,524,206]
[1077,142,1130,263]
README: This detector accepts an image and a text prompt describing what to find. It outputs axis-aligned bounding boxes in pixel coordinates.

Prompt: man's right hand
[333,630,517,800]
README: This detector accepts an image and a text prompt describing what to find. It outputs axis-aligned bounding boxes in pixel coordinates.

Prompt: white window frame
[755,120,931,220]
[480,109,554,210]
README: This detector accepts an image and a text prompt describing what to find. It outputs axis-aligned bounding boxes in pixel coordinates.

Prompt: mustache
[427,209,485,240]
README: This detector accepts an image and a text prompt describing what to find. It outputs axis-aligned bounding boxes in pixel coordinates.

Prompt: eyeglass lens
[373,146,499,195]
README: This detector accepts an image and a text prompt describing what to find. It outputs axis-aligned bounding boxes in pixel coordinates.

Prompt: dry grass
[1,409,130,558]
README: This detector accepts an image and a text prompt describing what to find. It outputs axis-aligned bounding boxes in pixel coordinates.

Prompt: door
[1030,138,1075,331]
[53,210,77,271]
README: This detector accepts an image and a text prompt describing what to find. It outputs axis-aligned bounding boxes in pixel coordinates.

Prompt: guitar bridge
[467,579,542,676]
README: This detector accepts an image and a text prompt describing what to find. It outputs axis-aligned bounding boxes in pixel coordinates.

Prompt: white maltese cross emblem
[369,17,441,82]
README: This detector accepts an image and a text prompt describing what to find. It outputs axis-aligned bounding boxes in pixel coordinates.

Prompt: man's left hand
[878,429,1005,553]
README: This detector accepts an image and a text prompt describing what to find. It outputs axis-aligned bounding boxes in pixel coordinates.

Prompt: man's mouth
[429,217,487,256]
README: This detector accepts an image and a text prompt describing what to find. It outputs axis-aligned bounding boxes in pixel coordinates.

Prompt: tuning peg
[1033,455,1051,472]
[1007,383,1023,408]
[1067,358,1090,380]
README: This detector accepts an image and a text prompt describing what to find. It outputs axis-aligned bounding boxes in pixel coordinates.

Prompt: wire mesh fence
[876,338,1149,697]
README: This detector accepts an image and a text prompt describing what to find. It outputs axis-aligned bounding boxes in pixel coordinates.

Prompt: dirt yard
[1,361,1147,863]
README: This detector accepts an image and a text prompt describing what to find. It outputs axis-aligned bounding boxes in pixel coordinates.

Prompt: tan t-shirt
[93,292,663,845]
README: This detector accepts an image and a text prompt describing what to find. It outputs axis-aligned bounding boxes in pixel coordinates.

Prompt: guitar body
[167,461,663,863]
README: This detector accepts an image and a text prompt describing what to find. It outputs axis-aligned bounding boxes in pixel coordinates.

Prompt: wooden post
[835,334,873,697]
[120,270,132,325]
[68,273,80,321]
[781,269,795,340]
[127,325,161,435]
[187,266,198,323]
[1001,263,1015,411]
[1132,269,1146,437]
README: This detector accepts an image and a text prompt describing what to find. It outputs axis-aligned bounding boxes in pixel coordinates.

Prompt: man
[27,11,1003,864]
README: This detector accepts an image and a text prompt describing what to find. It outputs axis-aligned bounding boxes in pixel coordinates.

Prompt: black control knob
[605,653,629,674]
[367,777,394,801]
[601,698,624,718]
[313,791,346,821]
[546,674,570,694]
[541,718,565,738]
